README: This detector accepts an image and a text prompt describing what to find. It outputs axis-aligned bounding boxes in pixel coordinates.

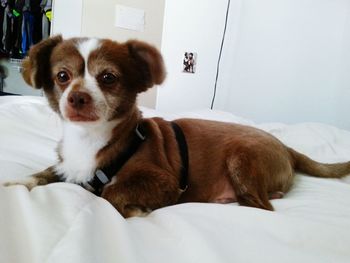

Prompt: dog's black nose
[67,91,92,109]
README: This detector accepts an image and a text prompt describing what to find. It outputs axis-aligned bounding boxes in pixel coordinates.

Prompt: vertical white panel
[157,0,229,111]
[52,0,83,38]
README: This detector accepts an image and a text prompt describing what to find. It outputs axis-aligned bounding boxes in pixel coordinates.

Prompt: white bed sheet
[0,96,350,263]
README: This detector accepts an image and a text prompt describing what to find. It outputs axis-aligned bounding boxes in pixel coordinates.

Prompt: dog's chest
[55,122,112,183]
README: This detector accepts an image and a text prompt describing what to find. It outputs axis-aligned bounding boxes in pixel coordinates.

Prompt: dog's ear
[22,35,63,89]
[126,40,166,92]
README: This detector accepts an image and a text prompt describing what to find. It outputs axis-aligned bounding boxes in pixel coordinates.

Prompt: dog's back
[152,118,350,209]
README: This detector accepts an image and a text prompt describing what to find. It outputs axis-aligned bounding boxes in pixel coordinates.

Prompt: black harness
[171,122,189,191]
[86,121,189,195]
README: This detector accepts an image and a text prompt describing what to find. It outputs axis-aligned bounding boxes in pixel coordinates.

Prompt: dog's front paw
[124,205,152,218]
[3,177,39,190]
[3,166,60,190]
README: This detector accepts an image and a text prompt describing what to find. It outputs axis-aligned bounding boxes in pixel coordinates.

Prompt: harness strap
[171,122,189,191]
[87,121,189,195]
[87,123,146,194]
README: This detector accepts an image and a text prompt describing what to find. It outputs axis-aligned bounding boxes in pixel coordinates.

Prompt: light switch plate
[115,5,145,32]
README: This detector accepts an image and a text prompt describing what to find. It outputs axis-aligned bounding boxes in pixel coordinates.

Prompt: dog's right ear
[22,35,63,89]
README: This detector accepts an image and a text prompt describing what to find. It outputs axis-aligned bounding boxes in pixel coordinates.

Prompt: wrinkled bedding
[1,96,350,263]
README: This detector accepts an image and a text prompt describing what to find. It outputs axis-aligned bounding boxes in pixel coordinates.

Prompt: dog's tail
[288,147,350,178]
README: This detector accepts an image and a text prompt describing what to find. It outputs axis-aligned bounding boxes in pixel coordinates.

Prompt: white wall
[157,0,229,111]
[158,0,350,130]
[215,0,350,130]
[51,0,83,38]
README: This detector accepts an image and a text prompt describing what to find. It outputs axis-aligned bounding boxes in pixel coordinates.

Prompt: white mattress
[1,96,350,263]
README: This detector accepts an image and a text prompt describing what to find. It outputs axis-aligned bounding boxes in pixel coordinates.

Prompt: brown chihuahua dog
[4,36,350,217]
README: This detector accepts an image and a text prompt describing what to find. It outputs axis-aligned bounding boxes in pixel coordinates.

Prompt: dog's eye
[100,73,118,85]
[56,71,71,84]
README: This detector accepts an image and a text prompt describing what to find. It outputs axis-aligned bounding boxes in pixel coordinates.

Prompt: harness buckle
[95,169,110,184]
[135,124,146,141]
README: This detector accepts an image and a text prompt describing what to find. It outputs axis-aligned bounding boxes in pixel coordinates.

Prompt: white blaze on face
[77,38,101,97]
[78,38,109,118]
[59,38,109,122]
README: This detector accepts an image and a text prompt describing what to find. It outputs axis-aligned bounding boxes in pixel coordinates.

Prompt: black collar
[87,121,189,195]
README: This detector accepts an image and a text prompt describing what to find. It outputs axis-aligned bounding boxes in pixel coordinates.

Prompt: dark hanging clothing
[40,0,51,40]
[21,10,33,56]
[0,0,49,59]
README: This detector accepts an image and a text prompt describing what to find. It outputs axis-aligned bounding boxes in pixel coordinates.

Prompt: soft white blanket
[1,96,350,263]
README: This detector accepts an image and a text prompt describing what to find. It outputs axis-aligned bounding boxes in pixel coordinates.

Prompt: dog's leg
[226,154,274,211]
[101,167,181,218]
[3,166,61,190]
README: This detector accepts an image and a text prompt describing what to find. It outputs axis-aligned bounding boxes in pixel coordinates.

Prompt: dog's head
[22,36,165,123]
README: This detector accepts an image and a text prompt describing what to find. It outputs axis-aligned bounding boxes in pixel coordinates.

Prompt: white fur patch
[77,38,100,64]
[54,120,118,183]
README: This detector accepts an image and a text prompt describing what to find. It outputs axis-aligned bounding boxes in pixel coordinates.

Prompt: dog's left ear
[126,40,166,92]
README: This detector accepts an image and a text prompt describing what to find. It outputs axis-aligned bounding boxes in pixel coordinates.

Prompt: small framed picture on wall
[183,52,197,73]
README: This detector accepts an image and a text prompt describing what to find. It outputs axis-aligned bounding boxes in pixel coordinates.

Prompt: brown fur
[6,36,350,218]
